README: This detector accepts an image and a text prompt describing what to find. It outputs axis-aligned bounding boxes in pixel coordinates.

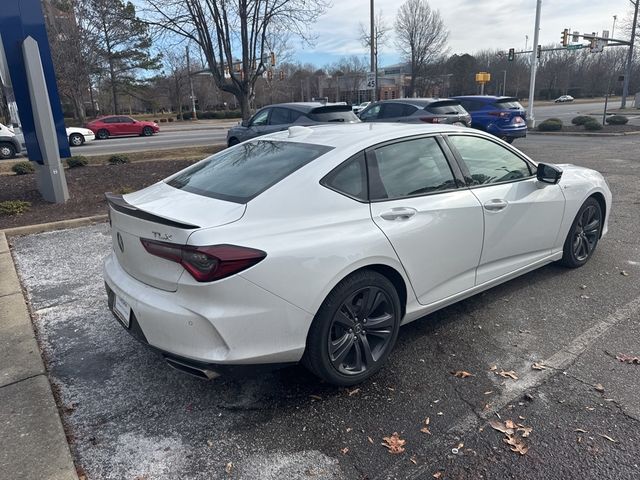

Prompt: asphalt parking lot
[11,134,640,479]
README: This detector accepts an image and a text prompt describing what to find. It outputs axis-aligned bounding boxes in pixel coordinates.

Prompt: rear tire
[69,133,84,146]
[560,197,603,268]
[303,270,401,386]
[0,142,16,159]
[97,129,109,140]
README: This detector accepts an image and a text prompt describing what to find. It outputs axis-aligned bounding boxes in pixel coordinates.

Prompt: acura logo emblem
[117,232,125,252]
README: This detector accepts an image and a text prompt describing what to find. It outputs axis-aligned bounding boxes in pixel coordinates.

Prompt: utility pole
[612,15,617,38]
[370,0,377,101]
[621,0,638,109]
[186,45,197,120]
[527,0,542,128]
[502,70,507,96]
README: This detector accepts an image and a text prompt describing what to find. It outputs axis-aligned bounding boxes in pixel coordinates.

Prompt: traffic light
[267,69,273,81]
[561,28,569,47]
[537,44,542,59]
[270,51,276,66]
[508,48,515,61]
[279,70,285,81]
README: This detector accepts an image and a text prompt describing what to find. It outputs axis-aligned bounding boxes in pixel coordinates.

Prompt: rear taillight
[140,239,266,282]
[488,111,510,118]
[419,116,445,123]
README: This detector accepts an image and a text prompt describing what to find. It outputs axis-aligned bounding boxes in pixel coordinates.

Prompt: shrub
[159,118,168,123]
[11,161,35,175]
[571,115,595,126]
[66,156,88,168]
[0,200,31,216]
[153,119,159,123]
[108,154,130,165]
[606,115,629,125]
[537,119,562,132]
[583,120,603,131]
[167,117,174,122]
[181,112,194,120]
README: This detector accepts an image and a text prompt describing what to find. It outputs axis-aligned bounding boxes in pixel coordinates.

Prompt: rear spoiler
[105,192,200,229]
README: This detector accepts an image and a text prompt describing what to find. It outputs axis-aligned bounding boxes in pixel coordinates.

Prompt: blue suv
[451,96,527,143]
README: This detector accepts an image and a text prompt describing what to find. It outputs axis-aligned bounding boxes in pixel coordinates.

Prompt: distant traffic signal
[279,70,285,81]
[270,51,276,66]
[561,28,569,47]
[508,48,515,61]
[267,69,273,81]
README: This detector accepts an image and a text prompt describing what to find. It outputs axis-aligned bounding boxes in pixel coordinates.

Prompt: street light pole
[186,45,197,120]
[621,0,638,109]
[370,0,376,101]
[527,0,542,128]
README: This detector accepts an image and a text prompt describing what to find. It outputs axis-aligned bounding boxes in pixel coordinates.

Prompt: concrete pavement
[0,231,78,480]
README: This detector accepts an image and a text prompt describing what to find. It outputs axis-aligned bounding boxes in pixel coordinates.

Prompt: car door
[445,134,566,285]
[367,135,484,306]
[246,108,271,139]
[378,103,417,123]
[358,103,382,122]
[118,116,139,135]
[265,107,294,132]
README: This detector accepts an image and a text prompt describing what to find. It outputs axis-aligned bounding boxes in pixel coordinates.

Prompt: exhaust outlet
[165,357,220,380]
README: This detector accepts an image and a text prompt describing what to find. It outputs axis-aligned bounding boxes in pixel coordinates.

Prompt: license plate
[113,294,131,328]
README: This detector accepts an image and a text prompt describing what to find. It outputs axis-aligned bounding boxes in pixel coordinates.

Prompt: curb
[528,130,640,137]
[2,215,108,238]
[0,231,79,479]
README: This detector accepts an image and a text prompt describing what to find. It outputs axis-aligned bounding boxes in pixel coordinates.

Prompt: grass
[0,145,225,175]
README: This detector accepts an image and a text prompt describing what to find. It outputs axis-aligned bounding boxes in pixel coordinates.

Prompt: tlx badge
[152,231,173,241]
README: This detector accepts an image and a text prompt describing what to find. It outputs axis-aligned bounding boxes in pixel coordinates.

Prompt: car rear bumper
[103,251,312,366]
[487,124,528,138]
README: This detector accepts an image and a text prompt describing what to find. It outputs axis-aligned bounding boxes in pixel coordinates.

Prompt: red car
[87,116,159,140]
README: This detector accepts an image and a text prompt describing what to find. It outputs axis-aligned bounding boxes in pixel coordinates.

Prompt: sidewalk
[0,231,77,480]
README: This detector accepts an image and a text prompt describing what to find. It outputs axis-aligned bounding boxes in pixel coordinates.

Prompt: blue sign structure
[0,0,70,163]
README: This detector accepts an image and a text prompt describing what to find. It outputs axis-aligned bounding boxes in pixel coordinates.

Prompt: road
[533,99,640,124]
[10,134,640,479]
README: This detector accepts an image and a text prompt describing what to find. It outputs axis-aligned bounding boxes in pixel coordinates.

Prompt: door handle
[483,199,508,212]
[380,207,417,221]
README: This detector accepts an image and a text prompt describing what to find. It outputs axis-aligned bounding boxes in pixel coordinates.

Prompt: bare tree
[395,0,448,97]
[359,12,392,52]
[140,0,328,120]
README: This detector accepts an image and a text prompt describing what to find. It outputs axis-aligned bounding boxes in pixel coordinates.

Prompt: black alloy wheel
[304,270,401,386]
[561,197,602,268]
[97,129,109,140]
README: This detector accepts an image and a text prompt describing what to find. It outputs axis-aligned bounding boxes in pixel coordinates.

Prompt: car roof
[259,122,474,151]
[451,95,518,102]
[260,102,347,113]
[373,98,459,107]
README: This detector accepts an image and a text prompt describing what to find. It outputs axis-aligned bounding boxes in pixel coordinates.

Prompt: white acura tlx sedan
[104,123,611,386]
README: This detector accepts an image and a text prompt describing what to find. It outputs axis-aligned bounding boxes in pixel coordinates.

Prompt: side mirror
[536,163,563,184]
[241,119,250,127]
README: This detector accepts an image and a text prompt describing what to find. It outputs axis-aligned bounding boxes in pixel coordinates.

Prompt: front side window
[447,135,532,186]
[370,137,457,200]
[167,141,333,203]
[269,108,291,125]
[250,109,269,126]
[359,104,381,121]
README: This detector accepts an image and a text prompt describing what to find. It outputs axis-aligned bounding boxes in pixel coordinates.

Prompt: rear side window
[308,107,359,123]
[426,102,467,115]
[321,152,367,201]
[370,137,457,200]
[459,100,485,112]
[167,141,333,203]
[269,108,291,125]
[494,98,524,110]
[381,103,416,118]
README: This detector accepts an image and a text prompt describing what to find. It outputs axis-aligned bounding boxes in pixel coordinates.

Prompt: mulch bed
[0,160,194,229]
[557,124,640,133]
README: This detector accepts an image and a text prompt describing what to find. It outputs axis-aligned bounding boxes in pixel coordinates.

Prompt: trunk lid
[107,182,246,291]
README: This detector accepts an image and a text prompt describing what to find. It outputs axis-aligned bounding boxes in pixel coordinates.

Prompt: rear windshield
[494,98,524,110]
[426,102,467,115]
[308,107,359,123]
[166,141,333,203]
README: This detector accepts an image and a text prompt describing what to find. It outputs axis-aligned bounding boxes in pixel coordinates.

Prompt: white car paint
[66,126,95,146]
[103,123,611,373]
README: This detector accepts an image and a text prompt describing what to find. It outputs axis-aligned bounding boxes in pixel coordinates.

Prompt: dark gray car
[358,98,472,127]
[226,102,360,146]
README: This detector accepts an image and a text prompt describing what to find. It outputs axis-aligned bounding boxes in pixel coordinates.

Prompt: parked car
[226,102,359,146]
[554,95,574,103]
[87,116,159,140]
[452,96,527,143]
[66,126,96,146]
[104,123,611,385]
[358,98,472,127]
[352,101,370,115]
[0,123,23,159]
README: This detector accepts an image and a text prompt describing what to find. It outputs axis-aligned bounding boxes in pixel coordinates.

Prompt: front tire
[304,270,401,386]
[0,142,16,159]
[560,197,603,268]
[142,126,153,136]
[69,133,84,146]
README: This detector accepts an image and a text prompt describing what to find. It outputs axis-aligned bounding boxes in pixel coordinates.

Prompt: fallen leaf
[346,427,352,432]
[309,394,322,401]
[499,370,519,380]
[505,419,516,429]
[347,388,360,397]
[452,370,473,378]
[367,436,374,444]
[620,270,629,276]
[484,391,493,395]
[616,353,640,364]
[594,383,605,393]
[433,472,443,479]
[489,365,497,371]
[420,417,431,434]
[340,447,349,455]
[489,419,514,435]
[207,440,213,447]
[532,363,547,370]
[225,462,233,475]
[504,434,529,455]
[381,432,406,454]
[575,428,588,433]
[410,455,418,465]
[598,433,617,443]
[517,424,533,438]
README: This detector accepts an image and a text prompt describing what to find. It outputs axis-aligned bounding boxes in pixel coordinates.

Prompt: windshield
[166,141,333,203]
[495,99,524,110]
[308,111,360,122]
[426,102,467,115]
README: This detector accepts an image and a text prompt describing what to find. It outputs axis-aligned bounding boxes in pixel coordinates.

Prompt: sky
[292,0,635,67]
